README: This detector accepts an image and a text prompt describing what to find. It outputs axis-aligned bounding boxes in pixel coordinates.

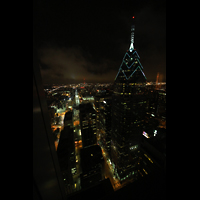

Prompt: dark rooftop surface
[80,145,103,173]
[68,178,114,200]
[79,103,95,112]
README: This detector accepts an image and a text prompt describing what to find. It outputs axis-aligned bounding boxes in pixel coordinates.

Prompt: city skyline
[42,80,166,193]
[33,1,166,197]
[33,0,166,84]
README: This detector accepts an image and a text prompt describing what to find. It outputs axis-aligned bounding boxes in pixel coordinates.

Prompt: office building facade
[95,93,112,158]
[111,17,148,182]
[79,103,97,148]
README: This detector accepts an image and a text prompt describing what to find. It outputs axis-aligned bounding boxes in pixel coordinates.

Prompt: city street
[101,151,122,191]
[71,89,134,192]
[72,142,82,191]
[72,90,83,191]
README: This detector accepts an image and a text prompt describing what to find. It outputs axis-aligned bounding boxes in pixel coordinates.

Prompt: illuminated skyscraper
[75,88,80,106]
[111,17,147,182]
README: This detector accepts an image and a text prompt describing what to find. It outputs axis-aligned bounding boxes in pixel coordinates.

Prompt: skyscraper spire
[114,16,146,82]
[129,16,135,52]
[111,16,147,183]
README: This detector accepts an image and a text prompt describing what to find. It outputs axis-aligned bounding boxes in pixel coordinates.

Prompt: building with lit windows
[111,17,148,182]
[79,103,97,148]
[80,145,104,189]
[95,91,112,158]
[57,126,75,194]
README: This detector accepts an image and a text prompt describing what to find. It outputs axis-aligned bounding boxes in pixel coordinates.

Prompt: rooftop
[80,145,103,173]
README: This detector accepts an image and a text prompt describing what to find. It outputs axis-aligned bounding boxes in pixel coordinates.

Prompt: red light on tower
[132,16,135,19]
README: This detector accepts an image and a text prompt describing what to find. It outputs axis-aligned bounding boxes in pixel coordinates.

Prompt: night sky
[33,0,166,84]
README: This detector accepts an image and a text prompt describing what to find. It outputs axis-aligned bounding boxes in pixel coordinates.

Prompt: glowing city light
[143,131,150,138]
[154,130,157,136]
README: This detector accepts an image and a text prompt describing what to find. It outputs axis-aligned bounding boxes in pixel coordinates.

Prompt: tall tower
[129,16,135,52]
[111,16,147,182]
[75,88,80,106]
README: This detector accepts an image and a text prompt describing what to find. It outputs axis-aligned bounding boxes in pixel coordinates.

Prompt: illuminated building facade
[111,17,148,182]
[75,88,80,106]
[79,103,97,148]
[95,93,112,157]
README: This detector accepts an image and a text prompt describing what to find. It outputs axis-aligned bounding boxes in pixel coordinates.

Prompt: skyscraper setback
[111,17,147,182]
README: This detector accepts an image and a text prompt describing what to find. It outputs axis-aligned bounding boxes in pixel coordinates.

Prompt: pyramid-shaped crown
[115,49,147,82]
[114,17,147,83]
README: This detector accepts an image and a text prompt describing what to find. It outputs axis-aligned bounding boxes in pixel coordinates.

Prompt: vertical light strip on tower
[129,16,135,52]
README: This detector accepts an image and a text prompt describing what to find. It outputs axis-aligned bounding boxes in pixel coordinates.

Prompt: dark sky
[33,0,166,84]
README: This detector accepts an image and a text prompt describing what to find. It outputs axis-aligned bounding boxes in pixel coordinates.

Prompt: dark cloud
[40,62,51,70]
[38,46,118,84]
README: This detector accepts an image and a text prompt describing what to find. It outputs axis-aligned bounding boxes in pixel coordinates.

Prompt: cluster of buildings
[44,16,166,196]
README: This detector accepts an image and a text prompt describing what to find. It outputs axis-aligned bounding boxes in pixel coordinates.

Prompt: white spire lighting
[129,16,135,52]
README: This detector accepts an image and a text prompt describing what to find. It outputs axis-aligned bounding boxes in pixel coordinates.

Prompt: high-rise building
[79,103,97,148]
[111,17,148,182]
[75,88,80,106]
[95,92,112,158]
[57,126,75,194]
[80,145,104,189]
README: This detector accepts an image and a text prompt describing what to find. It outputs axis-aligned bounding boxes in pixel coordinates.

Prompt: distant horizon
[42,80,166,86]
